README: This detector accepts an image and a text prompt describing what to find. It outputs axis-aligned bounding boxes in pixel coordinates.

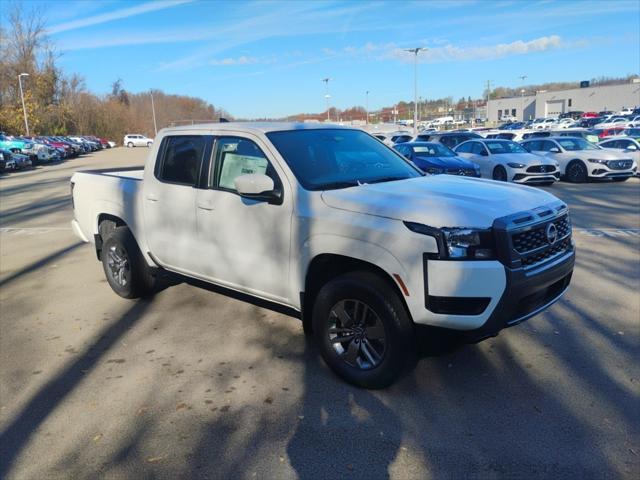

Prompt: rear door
[193,134,293,302]
[143,134,212,273]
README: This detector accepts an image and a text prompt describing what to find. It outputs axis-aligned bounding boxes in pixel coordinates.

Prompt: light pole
[518,75,527,121]
[405,47,426,133]
[150,90,158,136]
[366,90,369,125]
[322,77,332,122]
[18,73,30,136]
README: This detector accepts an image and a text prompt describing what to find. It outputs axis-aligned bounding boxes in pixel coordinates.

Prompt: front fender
[295,234,409,303]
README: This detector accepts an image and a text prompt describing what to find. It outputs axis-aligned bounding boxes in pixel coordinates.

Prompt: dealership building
[487,80,640,122]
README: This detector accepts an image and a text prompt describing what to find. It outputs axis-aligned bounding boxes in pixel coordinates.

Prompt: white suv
[123,134,154,148]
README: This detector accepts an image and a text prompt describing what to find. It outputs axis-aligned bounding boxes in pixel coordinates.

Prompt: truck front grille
[510,215,571,269]
[512,215,570,254]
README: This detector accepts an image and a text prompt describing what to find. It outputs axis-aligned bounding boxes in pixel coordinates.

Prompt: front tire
[101,227,156,299]
[312,271,415,389]
[147,142,152,148]
[127,142,134,148]
[492,165,508,182]
[566,160,588,183]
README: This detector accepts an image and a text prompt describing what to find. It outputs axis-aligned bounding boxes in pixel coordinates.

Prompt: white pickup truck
[71,123,575,388]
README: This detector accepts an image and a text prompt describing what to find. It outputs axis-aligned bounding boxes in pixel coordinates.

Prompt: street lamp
[322,77,332,122]
[150,90,158,136]
[404,47,426,133]
[18,73,30,136]
[366,90,370,125]
[519,75,527,121]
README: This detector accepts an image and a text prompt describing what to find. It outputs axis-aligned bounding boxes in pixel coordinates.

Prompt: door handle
[146,194,158,202]
[197,203,214,211]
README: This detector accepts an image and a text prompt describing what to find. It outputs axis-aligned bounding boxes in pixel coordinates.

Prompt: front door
[194,135,292,302]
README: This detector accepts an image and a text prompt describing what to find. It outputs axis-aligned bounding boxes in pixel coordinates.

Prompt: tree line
[0,5,230,140]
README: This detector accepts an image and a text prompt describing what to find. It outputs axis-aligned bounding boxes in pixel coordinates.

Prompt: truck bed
[70,167,146,245]
[78,166,144,180]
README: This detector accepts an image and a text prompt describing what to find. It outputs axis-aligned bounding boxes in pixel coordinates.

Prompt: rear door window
[156,135,209,186]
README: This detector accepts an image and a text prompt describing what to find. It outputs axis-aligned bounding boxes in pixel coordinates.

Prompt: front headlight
[404,222,496,259]
[507,162,526,168]
[587,158,608,164]
[442,228,496,259]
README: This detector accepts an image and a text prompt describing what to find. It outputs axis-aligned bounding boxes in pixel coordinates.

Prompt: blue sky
[13,0,640,118]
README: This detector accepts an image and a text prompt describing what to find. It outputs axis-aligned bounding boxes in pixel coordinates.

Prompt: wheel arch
[301,253,411,335]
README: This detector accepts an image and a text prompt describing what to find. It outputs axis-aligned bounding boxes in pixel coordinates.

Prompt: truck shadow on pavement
[0,299,152,478]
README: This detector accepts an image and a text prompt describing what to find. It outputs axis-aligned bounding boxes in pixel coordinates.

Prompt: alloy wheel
[327,299,386,370]
[107,245,130,287]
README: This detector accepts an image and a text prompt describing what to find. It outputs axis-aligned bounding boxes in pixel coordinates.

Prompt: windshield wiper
[320,181,361,190]
[367,176,409,184]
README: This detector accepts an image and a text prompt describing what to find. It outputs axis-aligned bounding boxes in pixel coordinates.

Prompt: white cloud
[209,55,276,66]
[342,35,579,64]
[47,0,194,34]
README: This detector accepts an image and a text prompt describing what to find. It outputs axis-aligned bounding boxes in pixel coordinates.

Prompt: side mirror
[234,174,282,205]
[627,144,638,151]
[550,147,560,153]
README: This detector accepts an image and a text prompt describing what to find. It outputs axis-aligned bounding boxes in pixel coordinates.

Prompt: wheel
[492,165,508,182]
[101,226,156,299]
[312,271,415,389]
[566,160,588,183]
[127,142,134,148]
[147,142,152,148]
[612,177,629,182]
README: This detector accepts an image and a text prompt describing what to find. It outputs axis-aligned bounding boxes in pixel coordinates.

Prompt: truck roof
[160,122,352,135]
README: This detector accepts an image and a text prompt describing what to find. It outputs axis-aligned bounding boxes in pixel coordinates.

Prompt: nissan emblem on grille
[546,223,558,245]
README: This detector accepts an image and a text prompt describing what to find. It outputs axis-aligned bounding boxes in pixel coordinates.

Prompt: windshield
[486,141,527,154]
[413,143,456,157]
[558,138,600,151]
[266,129,421,190]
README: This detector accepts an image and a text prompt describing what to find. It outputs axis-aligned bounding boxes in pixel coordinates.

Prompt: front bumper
[460,248,574,342]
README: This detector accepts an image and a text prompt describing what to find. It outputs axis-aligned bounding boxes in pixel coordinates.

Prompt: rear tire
[566,160,588,183]
[101,226,156,299]
[492,165,508,182]
[312,271,415,389]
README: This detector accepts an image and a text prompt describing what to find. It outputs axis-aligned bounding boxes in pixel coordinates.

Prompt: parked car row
[0,132,116,174]
[384,129,638,185]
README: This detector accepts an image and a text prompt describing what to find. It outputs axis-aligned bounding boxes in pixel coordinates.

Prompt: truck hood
[320,175,560,228]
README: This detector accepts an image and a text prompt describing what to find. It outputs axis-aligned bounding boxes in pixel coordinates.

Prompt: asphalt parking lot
[1,148,638,479]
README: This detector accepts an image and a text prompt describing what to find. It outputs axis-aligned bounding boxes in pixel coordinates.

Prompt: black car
[394,142,481,177]
[559,111,584,120]
[575,117,603,128]
[416,131,483,149]
[522,131,552,140]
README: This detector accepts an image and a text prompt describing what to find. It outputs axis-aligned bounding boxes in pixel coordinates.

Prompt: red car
[98,138,110,148]
[593,127,626,139]
[581,112,599,118]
